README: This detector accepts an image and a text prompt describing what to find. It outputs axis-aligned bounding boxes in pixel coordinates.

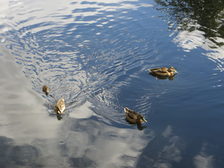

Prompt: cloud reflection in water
[62,118,152,168]
[0,47,153,167]
[156,0,224,72]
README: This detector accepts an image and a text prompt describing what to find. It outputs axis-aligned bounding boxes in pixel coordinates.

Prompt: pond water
[0,0,224,167]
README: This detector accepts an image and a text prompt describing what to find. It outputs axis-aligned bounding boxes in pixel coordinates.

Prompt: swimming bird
[42,85,50,96]
[55,98,65,114]
[124,107,147,126]
[149,66,177,79]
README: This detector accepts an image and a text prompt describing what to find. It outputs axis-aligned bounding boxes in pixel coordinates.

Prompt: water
[0,0,224,167]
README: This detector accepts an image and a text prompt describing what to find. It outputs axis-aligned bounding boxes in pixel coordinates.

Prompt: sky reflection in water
[0,0,224,167]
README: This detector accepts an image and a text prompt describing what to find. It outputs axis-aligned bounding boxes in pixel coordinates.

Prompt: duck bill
[142,118,147,122]
[124,107,128,113]
[173,69,178,74]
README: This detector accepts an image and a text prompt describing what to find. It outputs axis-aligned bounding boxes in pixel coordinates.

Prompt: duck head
[42,85,50,96]
[136,115,147,130]
[137,115,147,123]
[168,66,178,74]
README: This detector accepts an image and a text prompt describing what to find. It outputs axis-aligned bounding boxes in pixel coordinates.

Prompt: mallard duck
[149,66,177,78]
[42,85,50,96]
[55,98,65,114]
[124,107,147,125]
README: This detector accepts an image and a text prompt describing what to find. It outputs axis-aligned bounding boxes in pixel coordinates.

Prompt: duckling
[149,66,177,78]
[55,98,65,114]
[124,107,147,126]
[42,85,50,96]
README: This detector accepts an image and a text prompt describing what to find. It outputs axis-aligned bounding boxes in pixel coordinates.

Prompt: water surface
[0,0,224,167]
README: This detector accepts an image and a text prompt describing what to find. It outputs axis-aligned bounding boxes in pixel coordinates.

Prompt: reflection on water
[0,48,60,143]
[0,47,152,167]
[0,0,156,167]
[156,0,224,71]
[152,1,224,168]
[61,119,153,168]
[137,125,184,168]
[1,0,224,167]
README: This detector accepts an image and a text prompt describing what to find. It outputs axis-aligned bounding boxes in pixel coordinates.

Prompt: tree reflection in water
[135,1,224,168]
[155,0,224,47]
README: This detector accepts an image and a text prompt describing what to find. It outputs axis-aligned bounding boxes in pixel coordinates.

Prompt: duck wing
[150,68,161,72]
[127,111,138,119]
[56,99,65,113]
[124,107,139,119]
[150,67,168,73]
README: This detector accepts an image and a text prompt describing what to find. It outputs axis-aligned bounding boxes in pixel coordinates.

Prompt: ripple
[156,0,224,73]
[1,0,224,167]
[1,0,157,125]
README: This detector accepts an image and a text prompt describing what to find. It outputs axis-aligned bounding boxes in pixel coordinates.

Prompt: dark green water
[0,0,224,167]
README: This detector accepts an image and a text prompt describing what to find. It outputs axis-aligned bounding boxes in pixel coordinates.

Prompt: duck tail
[124,107,129,113]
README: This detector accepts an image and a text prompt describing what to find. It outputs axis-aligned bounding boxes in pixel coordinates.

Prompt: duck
[149,66,177,78]
[42,85,50,96]
[55,98,65,114]
[124,107,147,126]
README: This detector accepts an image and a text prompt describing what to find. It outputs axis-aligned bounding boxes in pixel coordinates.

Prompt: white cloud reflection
[0,0,10,43]
[173,29,206,52]
[173,20,224,71]
[194,154,214,168]
[141,125,183,168]
[0,47,60,144]
[0,0,156,167]
[158,126,183,164]
[62,118,150,168]
[0,0,9,19]
[69,100,94,119]
[0,46,151,167]
[194,144,214,168]
[6,0,153,34]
